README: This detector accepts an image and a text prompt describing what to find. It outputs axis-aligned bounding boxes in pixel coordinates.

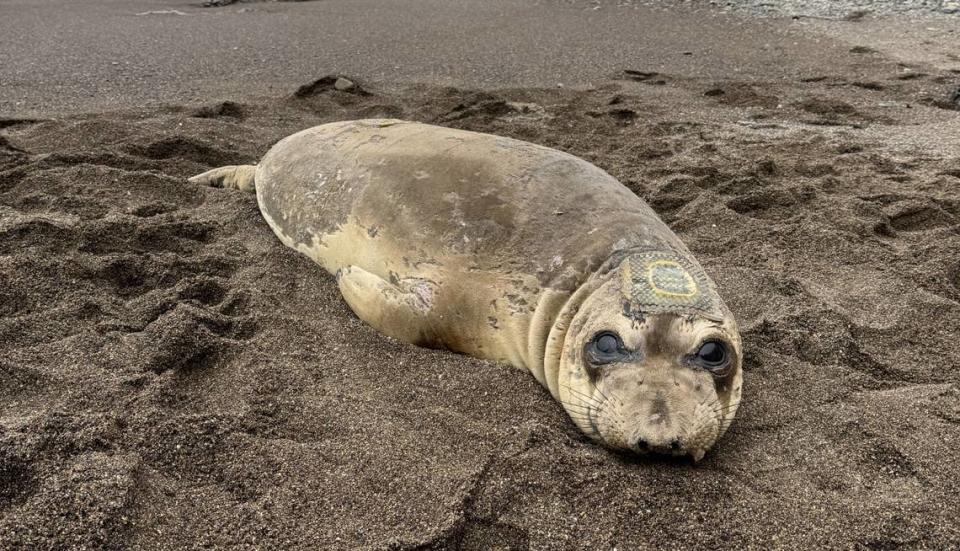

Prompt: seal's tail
[188,164,257,193]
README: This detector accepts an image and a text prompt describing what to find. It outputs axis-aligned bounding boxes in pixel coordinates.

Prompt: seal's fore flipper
[188,164,257,193]
[336,265,433,345]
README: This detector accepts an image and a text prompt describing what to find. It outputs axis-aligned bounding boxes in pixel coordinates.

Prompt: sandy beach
[1,1,959,549]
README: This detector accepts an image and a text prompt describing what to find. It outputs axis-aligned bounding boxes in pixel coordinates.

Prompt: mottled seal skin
[191,119,743,460]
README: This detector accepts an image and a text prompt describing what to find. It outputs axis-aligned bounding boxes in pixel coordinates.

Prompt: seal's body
[192,120,742,460]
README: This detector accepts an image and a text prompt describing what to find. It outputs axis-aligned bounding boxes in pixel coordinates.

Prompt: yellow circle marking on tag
[646,260,698,298]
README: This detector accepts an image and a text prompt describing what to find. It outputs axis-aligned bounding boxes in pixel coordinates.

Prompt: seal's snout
[627,390,688,455]
[616,384,715,459]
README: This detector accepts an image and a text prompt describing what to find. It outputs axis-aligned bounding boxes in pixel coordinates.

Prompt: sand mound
[1,73,958,548]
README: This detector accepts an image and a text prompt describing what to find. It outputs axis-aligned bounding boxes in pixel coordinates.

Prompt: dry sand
[2,43,960,550]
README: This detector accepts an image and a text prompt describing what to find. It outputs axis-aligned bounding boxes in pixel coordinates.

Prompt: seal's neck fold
[525,274,607,400]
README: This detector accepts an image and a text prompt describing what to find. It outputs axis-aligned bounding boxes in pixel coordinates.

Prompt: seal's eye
[596,333,620,354]
[587,331,624,364]
[694,340,729,372]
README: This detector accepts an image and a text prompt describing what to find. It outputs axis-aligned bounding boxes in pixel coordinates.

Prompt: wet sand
[2,2,960,550]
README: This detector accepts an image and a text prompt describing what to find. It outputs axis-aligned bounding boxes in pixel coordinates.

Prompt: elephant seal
[191,119,742,460]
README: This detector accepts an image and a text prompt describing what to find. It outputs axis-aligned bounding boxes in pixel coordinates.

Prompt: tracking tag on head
[620,251,724,320]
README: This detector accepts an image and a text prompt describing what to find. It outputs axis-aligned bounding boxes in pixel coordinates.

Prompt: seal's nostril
[670,439,681,451]
[636,439,649,451]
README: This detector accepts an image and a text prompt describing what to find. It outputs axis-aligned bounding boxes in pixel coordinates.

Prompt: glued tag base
[621,251,723,320]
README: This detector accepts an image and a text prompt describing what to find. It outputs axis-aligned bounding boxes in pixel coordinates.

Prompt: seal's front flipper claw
[336,265,431,346]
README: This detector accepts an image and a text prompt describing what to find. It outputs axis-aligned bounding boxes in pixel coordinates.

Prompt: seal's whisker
[718,400,741,413]
[559,398,596,411]
[559,395,604,413]
[559,402,596,414]
[703,400,722,419]
[561,384,602,402]
[560,395,605,414]
[706,397,742,416]
[563,388,609,412]
[591,382,623,407]
[565,380,617,408]
[559,390,603,410]
[563,391,599,406]
[562,404,594,414]
[560,396,595,406]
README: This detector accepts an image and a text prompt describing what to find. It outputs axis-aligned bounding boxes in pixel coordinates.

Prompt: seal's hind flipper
[336,265,433,346]
[188,164,257,193]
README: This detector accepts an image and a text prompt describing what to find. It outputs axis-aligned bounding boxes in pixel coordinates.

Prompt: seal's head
[558,250,742,461]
